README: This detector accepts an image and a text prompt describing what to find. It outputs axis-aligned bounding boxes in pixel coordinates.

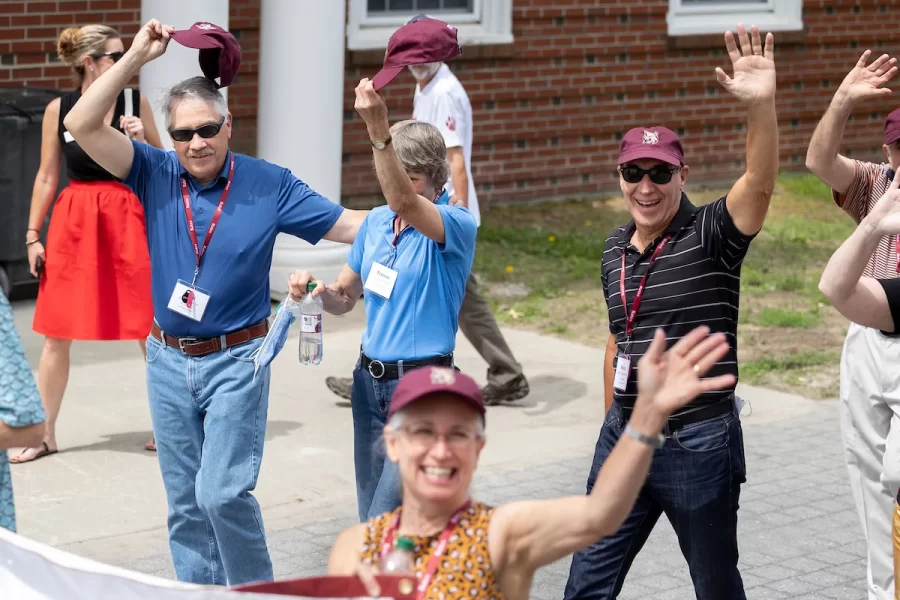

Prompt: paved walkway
[7,298,866,599]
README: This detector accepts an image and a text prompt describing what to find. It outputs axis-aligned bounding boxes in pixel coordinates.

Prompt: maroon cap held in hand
[171,22,241,89]
[372,17,461,91]
[885,108,900,146]
[387,366,485,421]
[617,126,685,167]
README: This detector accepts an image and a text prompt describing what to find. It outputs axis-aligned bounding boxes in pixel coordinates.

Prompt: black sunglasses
[92,51,123,63]
[619,165,680,185]
[169,117,226,143]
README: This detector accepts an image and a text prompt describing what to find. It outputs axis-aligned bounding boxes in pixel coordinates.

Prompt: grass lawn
[474,172,855,399]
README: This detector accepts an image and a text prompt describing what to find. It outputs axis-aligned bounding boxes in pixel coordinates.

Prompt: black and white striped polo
[601,193,756,409]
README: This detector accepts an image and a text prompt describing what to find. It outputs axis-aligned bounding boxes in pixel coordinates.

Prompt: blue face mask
[253,297,301,379]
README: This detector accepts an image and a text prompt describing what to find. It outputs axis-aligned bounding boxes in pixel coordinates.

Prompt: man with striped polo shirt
[564,25,778,599]
[806,50,900,600]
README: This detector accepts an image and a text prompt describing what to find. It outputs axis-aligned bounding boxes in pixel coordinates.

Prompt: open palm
[716,24,776,105]
[838,50,897,102]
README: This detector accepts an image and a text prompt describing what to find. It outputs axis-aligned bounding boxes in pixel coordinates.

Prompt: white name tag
[167,280,211,322]
[613,353,631,392]
[363,261,398,300]
[63,131,75,143]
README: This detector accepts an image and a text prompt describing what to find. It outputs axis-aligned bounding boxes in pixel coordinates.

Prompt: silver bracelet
[624,423,666,449]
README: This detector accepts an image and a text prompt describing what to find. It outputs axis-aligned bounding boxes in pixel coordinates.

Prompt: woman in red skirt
[13,25,162,463]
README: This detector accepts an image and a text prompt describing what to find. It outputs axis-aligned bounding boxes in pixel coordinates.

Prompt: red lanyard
[380,500,472,599]
[895,235,900,273]
[180,155,235,285]
[619,235,671,338]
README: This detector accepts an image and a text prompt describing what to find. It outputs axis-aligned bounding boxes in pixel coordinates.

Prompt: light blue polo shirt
[123,140,344,338]
[347,192,477,361]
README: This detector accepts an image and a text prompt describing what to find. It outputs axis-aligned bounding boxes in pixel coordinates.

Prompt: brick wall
[4,1,900,210]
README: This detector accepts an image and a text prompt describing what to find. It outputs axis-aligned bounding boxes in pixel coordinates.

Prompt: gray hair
[389,120,450,191]
[160,76,229,130]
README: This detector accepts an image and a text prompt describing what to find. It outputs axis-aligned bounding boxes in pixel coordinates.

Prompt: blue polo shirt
[347,192,476,361]
[123,140,344,338]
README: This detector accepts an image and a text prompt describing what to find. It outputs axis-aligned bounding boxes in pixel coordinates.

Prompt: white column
[139,0,230,150]
[258,0,349,300]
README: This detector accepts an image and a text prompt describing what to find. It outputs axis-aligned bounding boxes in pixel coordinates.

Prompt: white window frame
[346,0,513,51]
[666,0,803,37]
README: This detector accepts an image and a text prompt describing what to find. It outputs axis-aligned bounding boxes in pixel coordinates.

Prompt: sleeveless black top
[57,88,140,182]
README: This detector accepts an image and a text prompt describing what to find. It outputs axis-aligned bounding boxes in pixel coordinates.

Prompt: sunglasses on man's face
[169,117,226,143]
[92,51,123,63]
[619,165,680,185]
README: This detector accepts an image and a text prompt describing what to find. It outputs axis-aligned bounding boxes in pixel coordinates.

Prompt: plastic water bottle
[380,536,415,575]
[299,282,323,365]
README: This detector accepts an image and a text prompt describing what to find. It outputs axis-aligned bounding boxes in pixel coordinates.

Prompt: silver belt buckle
[178,337,199,353]
[368,359,386,379]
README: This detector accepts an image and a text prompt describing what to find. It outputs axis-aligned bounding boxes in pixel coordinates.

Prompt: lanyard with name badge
[166,155,235,322]
[380,499,472,600]
[613,234,671,392]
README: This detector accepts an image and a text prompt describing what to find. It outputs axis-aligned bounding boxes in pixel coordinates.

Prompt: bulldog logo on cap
[429,367,457,385]
[642,130,659,145]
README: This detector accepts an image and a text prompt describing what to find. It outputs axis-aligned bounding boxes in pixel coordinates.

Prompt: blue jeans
[564,401,747,600]
[350,361,403,522]
[145,334,272,586]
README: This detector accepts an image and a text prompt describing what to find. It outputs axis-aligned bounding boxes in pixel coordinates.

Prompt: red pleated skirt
[32,180,153,340]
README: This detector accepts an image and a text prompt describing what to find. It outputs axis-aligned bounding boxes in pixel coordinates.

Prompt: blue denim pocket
[226,338,262,363]
[672,415,731,453]
[372,378,398,414]
[145,336,164,364]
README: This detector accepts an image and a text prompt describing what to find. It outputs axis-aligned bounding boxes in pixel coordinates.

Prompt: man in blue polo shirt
[63,20,366,586]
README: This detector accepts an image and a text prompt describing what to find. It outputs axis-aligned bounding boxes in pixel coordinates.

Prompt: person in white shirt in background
[325,13,529,406]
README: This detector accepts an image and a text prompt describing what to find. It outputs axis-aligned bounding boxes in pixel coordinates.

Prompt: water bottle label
[300,314,321,334]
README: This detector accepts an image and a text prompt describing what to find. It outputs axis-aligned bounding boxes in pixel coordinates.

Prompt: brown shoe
[326,376,353,401]
[483,375,530,406]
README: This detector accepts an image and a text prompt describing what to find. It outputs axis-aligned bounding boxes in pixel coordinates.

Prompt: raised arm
[818,174,900,331]
[488,326,736,575]
[716,24,778,236]
[806,51,897,195]
[64,19,173,179]
[354,78,448,244]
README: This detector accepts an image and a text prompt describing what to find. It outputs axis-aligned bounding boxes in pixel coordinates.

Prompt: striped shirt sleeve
[833,160,882,223]
[695,197,757,271]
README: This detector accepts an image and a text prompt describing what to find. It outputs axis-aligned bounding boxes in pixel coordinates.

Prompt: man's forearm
[451,163,468,208]
[744,99,779,192]
[806,91,854,172]
[819,216,881,302]
[65,51,144,134]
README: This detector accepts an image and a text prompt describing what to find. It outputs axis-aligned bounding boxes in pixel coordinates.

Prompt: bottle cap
[396,536,415,552]
[306,281,317,292]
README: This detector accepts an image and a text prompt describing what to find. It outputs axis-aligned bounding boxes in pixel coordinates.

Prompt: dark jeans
[564,400,747,600]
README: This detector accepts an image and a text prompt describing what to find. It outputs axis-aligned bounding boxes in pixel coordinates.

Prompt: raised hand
[870,170,900,236]
[716,24,776,105]
[354,78,389,133]
[837,50,898,103]
[635,326,736,417]
[129,19,174,64]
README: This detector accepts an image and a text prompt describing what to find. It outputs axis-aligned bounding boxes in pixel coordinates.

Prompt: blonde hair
[56,25,120,83]
[389,120,450,191]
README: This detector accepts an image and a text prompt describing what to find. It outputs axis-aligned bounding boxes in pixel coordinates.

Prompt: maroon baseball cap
[372,18,461,91]
[618,126,684,167]
[885,109,900,146]
[387,366,485,421]
[170,22,241,89]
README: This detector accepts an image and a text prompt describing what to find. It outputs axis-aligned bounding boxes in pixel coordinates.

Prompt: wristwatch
[371,135,392,150]
[624,423,666,449]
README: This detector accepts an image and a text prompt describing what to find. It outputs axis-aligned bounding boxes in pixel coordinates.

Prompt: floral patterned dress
[0,290,45,532]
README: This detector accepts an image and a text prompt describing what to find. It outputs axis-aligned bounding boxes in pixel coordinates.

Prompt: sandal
[9,441,58,464]
[145,437,156,452]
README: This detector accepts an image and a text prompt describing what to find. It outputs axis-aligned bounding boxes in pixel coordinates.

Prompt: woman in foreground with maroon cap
[327,325,735,599]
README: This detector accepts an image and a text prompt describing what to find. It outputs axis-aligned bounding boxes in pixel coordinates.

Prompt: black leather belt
[360,352,454,379]
[621,396,734,434]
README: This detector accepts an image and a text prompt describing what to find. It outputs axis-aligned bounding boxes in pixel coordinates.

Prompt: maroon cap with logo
[372,17,461,91]
[387,366,485,421]
[885,108,900,146]
[617,126,685,167]
[171,22,241,89]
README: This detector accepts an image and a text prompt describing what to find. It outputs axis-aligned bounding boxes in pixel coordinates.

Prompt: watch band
[371,135,392,150]
[624,423,666,449]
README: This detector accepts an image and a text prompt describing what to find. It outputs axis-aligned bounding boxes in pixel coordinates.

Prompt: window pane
[442,0,474,9]
[386,0,414,10]
[417,0,441,9]
[681,0,766,3]
[368,0,386,10]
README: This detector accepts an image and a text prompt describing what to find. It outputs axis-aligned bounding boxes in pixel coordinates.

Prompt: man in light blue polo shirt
[289,76,476,521]
[62,20,366,586]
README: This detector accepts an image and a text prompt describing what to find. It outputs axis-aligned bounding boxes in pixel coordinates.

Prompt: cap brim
[372,65,405,91]
[618,148,682,167]
[171,29,221,50]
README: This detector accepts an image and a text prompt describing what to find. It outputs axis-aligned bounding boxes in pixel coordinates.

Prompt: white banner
[0,527,413,599]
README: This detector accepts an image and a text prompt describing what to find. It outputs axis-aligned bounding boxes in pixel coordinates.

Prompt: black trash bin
[0,87,69,298]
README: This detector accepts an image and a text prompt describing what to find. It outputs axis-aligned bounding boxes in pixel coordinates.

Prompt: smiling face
[619,158,689,238]
[385,395,485,507]
[168,98,232,184]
